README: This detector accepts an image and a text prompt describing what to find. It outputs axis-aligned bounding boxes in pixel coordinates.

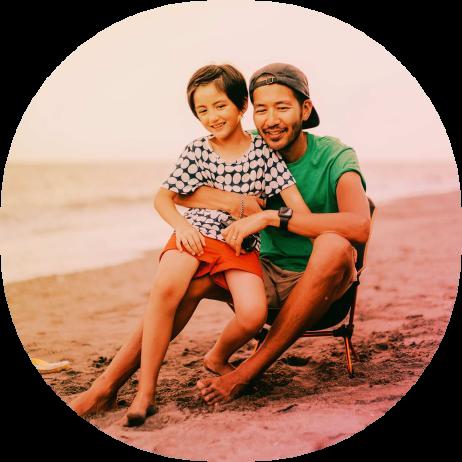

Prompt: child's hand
[175,224,205,256]
[222,214,266,256]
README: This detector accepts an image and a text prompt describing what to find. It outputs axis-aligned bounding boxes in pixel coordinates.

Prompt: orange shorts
[159,234,263,291]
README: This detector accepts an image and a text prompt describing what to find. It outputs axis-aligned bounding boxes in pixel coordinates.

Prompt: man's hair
[291,88,310,108]
[252,73,309,109]
[187,64,248,117]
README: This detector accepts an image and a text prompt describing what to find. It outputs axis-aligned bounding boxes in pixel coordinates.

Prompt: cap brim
[302,106,319,129]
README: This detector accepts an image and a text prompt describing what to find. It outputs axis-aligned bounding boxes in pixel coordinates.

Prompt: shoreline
[3,189,460,288]
[3,190,461,460]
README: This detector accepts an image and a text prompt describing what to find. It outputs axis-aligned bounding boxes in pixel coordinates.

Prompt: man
[69,63,370,415]
[178,63,370,403]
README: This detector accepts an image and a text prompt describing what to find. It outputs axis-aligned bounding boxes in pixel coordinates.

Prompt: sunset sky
[9,0,454,165]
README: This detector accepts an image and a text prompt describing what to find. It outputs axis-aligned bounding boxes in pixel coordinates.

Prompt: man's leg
[69,276,229,416]
[197,233,357,404]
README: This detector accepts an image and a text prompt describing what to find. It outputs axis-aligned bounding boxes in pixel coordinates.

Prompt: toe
[200,387,215,396]
[197,378,212,389]
[204,391,218,402]
[208,394,224,405]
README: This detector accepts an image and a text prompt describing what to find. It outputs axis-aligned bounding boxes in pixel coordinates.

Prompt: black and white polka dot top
[161,132,295,246]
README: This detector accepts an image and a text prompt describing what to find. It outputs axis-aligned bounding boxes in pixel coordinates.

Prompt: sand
[4,191,461,461]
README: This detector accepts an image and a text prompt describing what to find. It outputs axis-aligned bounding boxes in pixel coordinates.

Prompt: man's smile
[264,128,287,139]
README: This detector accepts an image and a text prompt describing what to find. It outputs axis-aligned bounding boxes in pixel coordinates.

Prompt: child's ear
[241,97,249,114]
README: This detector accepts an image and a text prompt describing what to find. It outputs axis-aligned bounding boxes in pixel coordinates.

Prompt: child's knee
[151,277,184,305]
[235,304,267,333]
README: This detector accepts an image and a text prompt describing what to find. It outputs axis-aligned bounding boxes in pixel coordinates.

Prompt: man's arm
[222,172,371,253]
[173,186,264,218]
[263,172,370,243]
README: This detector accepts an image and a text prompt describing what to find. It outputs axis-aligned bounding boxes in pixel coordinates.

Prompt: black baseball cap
[249,63,320,129]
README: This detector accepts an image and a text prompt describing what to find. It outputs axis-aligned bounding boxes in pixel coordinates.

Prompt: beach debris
[275,404,298,413]
[31,357,71,374]
[92,356,109,368]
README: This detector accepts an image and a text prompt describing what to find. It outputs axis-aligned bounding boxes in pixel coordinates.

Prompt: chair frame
[253,198,376,378]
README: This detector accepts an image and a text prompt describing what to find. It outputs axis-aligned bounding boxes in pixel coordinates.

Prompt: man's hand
[229,194,266,219]
[222,213,268,256]
[175,223,205,256]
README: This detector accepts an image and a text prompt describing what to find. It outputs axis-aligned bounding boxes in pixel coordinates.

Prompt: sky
[9,0,454,164]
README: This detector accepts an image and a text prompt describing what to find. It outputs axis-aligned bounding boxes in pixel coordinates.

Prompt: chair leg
[349,338,359,361]
[344,336,355,378]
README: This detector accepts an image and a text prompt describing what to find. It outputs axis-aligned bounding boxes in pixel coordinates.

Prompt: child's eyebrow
[195,99,227,110]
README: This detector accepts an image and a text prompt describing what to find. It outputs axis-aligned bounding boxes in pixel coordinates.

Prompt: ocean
[1,159,459,284]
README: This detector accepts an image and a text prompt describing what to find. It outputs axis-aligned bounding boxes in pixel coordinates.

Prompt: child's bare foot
[69,387,117,417]
[203,351,235,376]
[123,393,156,427]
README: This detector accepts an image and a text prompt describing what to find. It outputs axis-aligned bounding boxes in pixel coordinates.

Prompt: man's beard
[278,120,304,155]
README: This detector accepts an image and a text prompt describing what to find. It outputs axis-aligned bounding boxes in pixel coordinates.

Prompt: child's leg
[125,249,199,425]
[204,270,267,375]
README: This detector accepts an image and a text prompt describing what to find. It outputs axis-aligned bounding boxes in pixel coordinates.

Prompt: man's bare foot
[69,387,117,417]
[203,351,236,376]
[196,370,249,405]
[124,393,156,427]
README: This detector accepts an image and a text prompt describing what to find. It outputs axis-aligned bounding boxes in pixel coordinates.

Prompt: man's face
[252,83,311,152]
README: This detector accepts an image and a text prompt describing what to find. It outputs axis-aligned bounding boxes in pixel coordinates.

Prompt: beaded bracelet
[239,194,245,219]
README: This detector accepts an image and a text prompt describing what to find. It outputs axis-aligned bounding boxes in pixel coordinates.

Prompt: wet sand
[4,191,461,461]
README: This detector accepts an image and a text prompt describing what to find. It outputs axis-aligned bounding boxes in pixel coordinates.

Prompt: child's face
[193,82,243,140]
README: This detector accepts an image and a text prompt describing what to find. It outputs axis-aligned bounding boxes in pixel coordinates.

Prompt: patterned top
[161,132,295,249]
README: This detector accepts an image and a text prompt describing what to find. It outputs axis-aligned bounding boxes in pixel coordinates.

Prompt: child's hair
[187,64,248,117]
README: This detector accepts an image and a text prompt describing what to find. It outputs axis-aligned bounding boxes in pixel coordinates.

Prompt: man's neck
[280,131,308,164]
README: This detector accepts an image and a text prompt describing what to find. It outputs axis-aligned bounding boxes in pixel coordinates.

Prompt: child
[124,64,310,426]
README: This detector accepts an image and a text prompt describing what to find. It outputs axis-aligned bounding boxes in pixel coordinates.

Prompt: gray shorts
[260,244,358,313]
[260,257,305,310]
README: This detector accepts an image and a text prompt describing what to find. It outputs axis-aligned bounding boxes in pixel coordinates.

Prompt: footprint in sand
[281,356,311,366]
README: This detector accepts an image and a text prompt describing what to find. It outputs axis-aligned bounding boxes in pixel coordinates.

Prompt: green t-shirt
[259,131,367,272]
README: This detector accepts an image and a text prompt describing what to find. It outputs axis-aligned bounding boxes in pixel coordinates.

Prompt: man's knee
[310,233,355,280]
[313,233,353,262]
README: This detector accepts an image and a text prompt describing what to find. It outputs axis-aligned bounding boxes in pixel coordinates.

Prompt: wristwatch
[278,207,293,231]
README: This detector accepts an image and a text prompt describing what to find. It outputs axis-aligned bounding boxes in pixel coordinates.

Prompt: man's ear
[302,99,313,123]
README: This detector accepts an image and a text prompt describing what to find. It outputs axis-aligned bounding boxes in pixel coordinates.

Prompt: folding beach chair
[253,197,376,378]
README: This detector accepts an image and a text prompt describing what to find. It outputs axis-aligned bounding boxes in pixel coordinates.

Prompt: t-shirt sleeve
[329,148,367,193]
[263,150,296,198]
[161,144,205,194]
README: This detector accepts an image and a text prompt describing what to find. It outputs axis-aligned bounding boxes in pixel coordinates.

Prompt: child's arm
[279,184,311,214]
[154,187,205,256]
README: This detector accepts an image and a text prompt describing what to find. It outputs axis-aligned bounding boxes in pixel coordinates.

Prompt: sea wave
[63,193,155,209]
